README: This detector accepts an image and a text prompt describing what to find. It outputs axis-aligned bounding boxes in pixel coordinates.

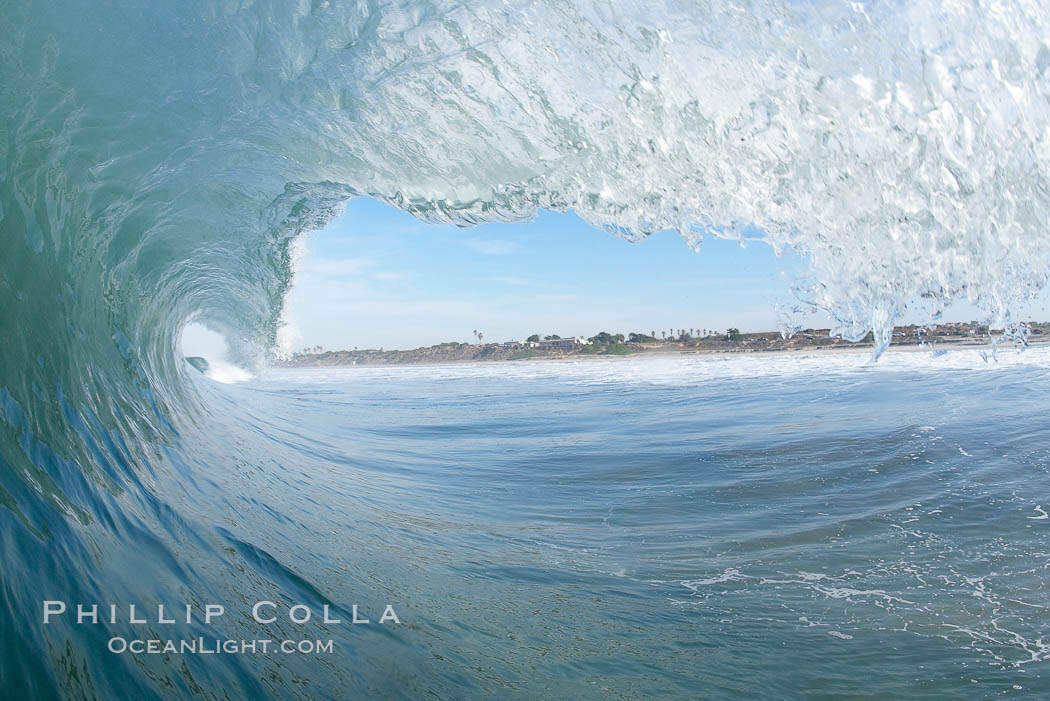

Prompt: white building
[537,336,588,351]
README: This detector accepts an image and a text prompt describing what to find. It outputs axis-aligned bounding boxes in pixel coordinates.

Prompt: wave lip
[3,0,1050,390]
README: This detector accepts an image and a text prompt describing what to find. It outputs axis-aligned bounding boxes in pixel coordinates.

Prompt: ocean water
[5,0,1050,698]
[8,350,1050,698]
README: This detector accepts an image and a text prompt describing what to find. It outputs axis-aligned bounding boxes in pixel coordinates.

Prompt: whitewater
[3,0,1050,698]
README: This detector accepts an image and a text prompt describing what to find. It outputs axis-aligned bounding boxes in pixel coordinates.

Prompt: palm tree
[478,331,484,344]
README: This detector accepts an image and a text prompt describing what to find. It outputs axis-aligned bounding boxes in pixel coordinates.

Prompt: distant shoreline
[276,322,1049,369]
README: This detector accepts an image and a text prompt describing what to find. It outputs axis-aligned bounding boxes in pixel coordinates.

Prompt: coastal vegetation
[278,321,1048,368]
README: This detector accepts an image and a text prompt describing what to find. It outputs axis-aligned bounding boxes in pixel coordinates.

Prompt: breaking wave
[2,0,1050,696]
[4,0,1050,381]
[2,0,1048,534]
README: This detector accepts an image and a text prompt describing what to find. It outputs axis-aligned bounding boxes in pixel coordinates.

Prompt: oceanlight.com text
[107,637,335,655]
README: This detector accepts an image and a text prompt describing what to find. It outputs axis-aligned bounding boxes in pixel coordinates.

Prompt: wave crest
[1,0,1049,429]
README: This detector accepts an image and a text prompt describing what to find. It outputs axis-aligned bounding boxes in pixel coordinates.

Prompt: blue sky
[277,196,1050,353]
[280,197,822,352]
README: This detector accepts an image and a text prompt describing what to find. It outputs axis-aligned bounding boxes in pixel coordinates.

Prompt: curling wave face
[4,0,1050,381]
[2,0,1050,696]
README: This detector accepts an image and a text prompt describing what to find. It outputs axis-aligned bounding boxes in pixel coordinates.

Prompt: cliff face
[278,344,558,367]
[277,323,1045,368]
[277,337,835,368]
